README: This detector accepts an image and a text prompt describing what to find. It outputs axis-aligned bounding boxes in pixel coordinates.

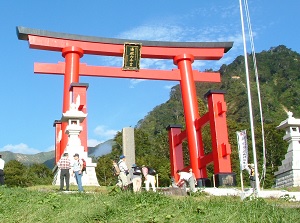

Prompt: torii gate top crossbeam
[16,26,233,60]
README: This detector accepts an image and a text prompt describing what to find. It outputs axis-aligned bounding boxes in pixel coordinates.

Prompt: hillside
[203,45,300,123]
[138,45,300,131]
[0,150,54,166]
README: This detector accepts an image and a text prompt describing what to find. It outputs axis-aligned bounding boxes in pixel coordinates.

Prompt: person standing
[142,165,156,192]
[0,155,5,186]
[247,163,256,191]
[72,153,84,192]
[176,170,196,193]
[57,153,71,191]
[130,164,142,192]
[117,155,129,190]
[112,159,122,187]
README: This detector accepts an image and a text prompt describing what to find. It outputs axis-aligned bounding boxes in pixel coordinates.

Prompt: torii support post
[53,120,62,163]
[205,90,236,187]
[167,90,236,187]
[166,125,185,182]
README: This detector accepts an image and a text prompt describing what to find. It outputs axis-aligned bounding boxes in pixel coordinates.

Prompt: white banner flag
[236,130,248,170]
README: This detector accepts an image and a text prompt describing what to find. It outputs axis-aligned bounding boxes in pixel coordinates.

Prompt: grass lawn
[0,185,299,223]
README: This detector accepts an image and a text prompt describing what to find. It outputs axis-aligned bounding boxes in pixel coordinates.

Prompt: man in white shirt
[117,155,129,190]
[72,153,84,192]
[176,170,196,193]
[0,154,5,185]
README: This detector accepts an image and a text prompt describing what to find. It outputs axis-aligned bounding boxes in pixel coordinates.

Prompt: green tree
[4,160,28,187]
[27,163,53,185]
[96,155,117,186]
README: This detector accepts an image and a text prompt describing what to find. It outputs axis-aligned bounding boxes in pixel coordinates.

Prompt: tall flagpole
[238,0,260,193]
[244,0,267,187]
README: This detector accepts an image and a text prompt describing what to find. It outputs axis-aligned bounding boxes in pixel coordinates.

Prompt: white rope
[243,0,267,188]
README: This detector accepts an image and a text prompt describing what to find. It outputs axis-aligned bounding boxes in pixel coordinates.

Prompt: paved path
[201,187,300,201]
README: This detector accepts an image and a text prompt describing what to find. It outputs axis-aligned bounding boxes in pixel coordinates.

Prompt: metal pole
[238,0,260,193]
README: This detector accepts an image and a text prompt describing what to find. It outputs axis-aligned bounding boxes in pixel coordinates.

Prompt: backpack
[133,166,142,175]
[113,163,121,176]
[81,159,87,172]
[147,167,156,176]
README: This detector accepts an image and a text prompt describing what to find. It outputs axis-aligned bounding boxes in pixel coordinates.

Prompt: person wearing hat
[71,153,84,192]
[117,155,129,190]
[0,154,5,185]
[130,164,142,192]
[57,153,71,191]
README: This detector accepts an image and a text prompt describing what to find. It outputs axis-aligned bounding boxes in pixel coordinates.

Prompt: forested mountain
[100,45,299,188]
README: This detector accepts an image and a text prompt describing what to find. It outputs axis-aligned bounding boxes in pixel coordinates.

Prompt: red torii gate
[17,26,234,185]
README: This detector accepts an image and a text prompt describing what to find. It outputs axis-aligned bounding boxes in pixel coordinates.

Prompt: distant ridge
[0,139,115,169]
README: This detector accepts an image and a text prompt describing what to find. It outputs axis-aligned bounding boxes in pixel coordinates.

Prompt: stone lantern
[275,111,300,188]
[54,96,99,186]
[61,100,87,159]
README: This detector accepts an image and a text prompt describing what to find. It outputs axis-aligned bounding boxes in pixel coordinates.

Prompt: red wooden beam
[34,62,221,82]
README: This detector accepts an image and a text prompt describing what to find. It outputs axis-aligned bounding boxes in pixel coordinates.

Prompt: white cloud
[118,25,184,42]
[129,79,145,88]
[0,143,41,154]
[94,125,118,141]
[96,9,244,87]
[87,139,102,147]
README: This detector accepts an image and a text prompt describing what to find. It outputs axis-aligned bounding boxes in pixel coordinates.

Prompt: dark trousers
[0,169,4,185]
[60,169,70,190]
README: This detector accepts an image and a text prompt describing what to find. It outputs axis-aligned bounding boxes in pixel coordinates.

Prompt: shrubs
[4,160,53,187]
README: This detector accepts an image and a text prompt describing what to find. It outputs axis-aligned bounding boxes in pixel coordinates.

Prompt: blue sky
[0,1,299,154]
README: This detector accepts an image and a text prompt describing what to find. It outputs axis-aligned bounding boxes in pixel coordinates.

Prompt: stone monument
[53,96,99,186]
[122,127,135,182]
[275,111,300,188]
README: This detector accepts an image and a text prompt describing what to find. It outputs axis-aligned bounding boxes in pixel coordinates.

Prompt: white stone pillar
[122,127,135,183]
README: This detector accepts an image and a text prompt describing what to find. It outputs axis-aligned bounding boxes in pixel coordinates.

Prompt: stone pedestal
[214,173,237,187]
[275,112,300,188]
[275,150,300,188]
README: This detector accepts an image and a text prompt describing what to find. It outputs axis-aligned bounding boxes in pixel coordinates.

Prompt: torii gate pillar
[59,47,84,162]
[174,54,201,179]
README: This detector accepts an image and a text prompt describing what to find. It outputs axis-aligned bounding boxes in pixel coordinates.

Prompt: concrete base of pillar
[275,169,300,188]
[213,173,237,187]
[196,178,211,187]
[275,150,300,188]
